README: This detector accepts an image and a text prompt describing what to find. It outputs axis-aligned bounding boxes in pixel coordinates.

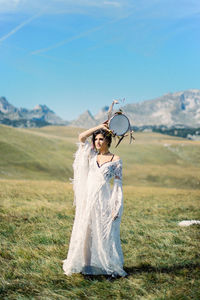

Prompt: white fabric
[63,140,127,277]
[178,220,200,227]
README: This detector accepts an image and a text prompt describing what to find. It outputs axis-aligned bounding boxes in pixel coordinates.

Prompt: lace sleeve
[72,140,93,207]
[110,160,123,220]
[114,160,122,180]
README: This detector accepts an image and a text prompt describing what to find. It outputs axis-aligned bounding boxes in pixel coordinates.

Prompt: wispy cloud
[0,0,200,17]
[30,8,134,55]
[103,1,121,7]
[31,24,106,55]
[0,0,125,14]
[1,0,199,56]
[0,0,21,13]
[0,12,41,43]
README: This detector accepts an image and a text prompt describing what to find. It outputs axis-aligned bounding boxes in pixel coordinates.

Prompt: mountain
[94,106,109,123]
[69,107,110,129]
[0,97,17,114]
[70,110,97,128]
[70,89,200,129]
[1,89,200,129]
[0,97,68,127]
[122,89,200,128]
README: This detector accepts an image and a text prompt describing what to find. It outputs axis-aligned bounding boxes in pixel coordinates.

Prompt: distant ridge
[0,97,68,127]
[123,89,200,128]
[1,89,200,129]
[70,89,200,129]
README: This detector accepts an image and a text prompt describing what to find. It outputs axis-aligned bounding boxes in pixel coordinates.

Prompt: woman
[63,123,127,277]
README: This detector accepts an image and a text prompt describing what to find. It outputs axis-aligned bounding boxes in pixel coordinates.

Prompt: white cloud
[1,0,199,52]
[0,12,42,43]
[103,1,121,7]
[0,0,23,13]
[1,0,199,19]
[31,24,106,55]
[0,0,125,14]
[0,0,127,47]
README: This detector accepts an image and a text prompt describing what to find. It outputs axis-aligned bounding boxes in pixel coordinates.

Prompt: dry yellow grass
[0,125,200,299]
[0,180,200,299]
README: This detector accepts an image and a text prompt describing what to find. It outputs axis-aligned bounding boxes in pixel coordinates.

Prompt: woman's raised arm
[78,123,109,143]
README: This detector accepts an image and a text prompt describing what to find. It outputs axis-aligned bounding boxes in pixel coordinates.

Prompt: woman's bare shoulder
[112,154,120,162]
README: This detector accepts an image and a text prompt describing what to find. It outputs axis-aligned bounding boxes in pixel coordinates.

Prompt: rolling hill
[0,125,200,189]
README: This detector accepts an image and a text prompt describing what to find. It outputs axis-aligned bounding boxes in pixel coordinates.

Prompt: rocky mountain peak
[33,104,53,113]
[85,110,94,118]
[0,97,67,127]
[70,110,96,128]
[0,97,17,114]
[70,89,200,129]
[1,89,200,129]
[95,106,109,123]
[33,105,42,110]
[122,89,200,127]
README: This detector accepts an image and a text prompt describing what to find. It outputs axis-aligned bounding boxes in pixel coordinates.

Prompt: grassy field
[0,125,200,299]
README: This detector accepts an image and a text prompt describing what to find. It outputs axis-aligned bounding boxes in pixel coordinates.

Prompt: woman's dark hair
[92,129,112,148]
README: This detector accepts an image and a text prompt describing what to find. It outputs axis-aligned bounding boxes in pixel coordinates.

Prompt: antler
[129,130,135,144]
[115,135,125,148]
[107,99,119,121]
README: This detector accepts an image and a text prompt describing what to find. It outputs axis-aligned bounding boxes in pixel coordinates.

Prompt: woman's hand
[96,121,109,131]
[96,121,113,133]
[78,121,110,143]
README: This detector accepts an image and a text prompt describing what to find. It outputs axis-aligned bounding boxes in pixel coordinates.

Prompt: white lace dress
[63,140,127,277]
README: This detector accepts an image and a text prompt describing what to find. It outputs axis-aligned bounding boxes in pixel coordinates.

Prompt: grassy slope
[0,125,200,299]
[0,125,200,189]
[0,125,77,181]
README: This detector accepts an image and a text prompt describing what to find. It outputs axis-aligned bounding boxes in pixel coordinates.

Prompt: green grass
[0,181,199,299]
[1,125,200,189]
[0,125,200,299]
[0,125,76,181]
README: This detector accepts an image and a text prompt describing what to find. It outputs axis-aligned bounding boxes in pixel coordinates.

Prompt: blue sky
[0,0,200,121]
